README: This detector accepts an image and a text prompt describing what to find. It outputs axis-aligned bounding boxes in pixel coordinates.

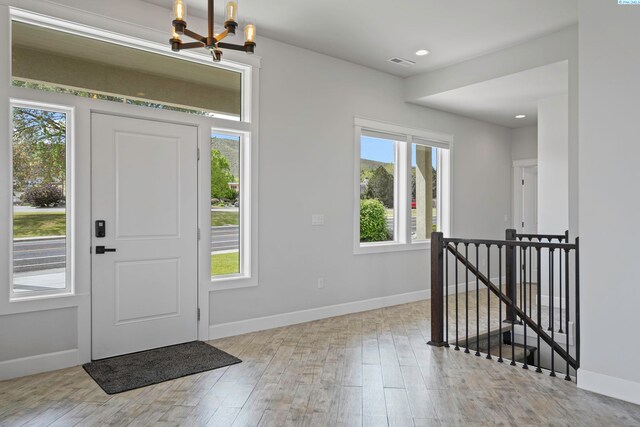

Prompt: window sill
[208,275,258,291]
[354,241,429,255]
[10,290,75,303]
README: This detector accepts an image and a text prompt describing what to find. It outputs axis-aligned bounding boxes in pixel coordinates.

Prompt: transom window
[11,21,242,120]
[355,119,451,253]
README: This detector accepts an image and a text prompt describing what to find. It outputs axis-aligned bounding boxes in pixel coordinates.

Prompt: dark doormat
[83,341,241,394]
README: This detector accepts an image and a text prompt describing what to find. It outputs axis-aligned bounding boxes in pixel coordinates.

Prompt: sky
[361,136,438,168]
[212,132,240,141]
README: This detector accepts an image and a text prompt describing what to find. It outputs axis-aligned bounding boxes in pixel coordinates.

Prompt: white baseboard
[578,369,640,405]
[0,349,79,381]
[209,289,429,340]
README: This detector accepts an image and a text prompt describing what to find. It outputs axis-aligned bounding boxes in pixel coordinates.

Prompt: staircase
[466,326,536,365]
[428,229,580,379]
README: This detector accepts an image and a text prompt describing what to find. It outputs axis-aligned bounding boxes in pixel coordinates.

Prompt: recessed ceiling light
[415,49,430,56]
[515,114,526,119]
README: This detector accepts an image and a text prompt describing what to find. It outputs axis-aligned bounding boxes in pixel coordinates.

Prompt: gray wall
[511,125,537,161]
[578,0,640,401]
[209,37,513,325]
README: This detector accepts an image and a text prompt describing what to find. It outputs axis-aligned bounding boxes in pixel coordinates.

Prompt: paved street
[210,225,240,252]
[13,226,242,274]
[13,218,436,272]
[13,237,66,273]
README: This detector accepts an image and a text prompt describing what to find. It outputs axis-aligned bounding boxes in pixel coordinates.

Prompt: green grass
[13,212,66,238]
[212,210,239,226]
[211,252,239,276]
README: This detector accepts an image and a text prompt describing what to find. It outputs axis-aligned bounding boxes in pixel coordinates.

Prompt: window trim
[354,118,453,255]
[9,99,75,300]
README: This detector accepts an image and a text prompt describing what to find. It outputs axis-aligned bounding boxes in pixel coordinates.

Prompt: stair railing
[428,230,580,380]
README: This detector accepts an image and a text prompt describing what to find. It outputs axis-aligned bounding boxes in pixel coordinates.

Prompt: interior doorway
[513,160,538,234]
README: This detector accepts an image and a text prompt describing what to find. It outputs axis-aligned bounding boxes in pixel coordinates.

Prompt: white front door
[91,113,198,360]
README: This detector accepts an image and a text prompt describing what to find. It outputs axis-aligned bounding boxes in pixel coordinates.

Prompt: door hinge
[522,221,525,228]
[522,179,525,185]
[197,147,200,160]
[197,228,201,241]
[197,308,201,321]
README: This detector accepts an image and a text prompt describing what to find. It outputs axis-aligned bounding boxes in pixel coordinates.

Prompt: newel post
[428,232,446,347]
[505,229,517,323]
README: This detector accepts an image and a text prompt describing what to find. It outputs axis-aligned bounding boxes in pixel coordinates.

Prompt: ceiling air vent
[388,57,415,67]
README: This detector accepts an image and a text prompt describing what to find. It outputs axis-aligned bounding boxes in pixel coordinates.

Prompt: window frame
[209,129,252,283]
[9,99,75,300]
[354,118,452,255]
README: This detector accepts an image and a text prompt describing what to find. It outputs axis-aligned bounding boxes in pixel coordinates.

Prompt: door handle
[95,246,117,254]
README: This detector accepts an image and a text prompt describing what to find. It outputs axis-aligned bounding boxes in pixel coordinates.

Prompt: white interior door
[91,113,198,360]
[522,166,538,233]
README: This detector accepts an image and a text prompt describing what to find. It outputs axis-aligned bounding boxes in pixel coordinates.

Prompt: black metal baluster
[486,245,492,360]
[559,243,564,334]
[536,247,542,373]
[455,243,460,351]
[475,244,480,357]
[465,243,470,354]
[522,246,528,370]
[519,245,523,320]
[511,246,516,365]
[550,248,556,377]
[575,238,581,368]
[445,243,449,347]
[565,248,571,381]
[548,241,552,330]
[529,238,532,316]
[498,245,503,363]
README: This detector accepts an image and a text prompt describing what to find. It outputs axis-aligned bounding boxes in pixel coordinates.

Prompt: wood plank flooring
[1,299,639,426]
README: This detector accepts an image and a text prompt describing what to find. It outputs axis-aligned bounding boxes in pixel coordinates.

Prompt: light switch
[312,214,325,226]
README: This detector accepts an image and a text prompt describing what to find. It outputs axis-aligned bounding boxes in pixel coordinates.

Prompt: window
[412,140,440,241]
[211,133,242,278]
[360,133,398,243]
[11,21,242,120]
[11,102,73,298]
[355,119,451,253]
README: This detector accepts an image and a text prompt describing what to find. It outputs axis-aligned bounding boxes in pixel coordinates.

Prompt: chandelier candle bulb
[173,0,186,21]
[170,25,181,51]
[245,23,256,44]
[171,25,181,41]
[226,2,238,23]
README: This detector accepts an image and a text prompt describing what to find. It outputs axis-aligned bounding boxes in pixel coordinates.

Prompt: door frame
[4,85,254,361]
[512,158,538,233]
[1,6,260,376]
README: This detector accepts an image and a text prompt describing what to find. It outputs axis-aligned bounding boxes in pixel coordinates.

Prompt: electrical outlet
[317,277,324,289]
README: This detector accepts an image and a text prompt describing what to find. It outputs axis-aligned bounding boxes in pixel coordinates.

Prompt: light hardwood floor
[1,299,639,426]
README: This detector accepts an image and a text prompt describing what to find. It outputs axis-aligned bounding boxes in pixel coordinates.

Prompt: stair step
[465,324,513,344]
[488,343,536,363]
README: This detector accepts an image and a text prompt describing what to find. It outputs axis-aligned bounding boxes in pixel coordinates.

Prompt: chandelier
[170,0,256,62]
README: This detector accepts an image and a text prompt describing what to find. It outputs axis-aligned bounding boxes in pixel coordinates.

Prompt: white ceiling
[415,61,569,128]
[144,0,577,77]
